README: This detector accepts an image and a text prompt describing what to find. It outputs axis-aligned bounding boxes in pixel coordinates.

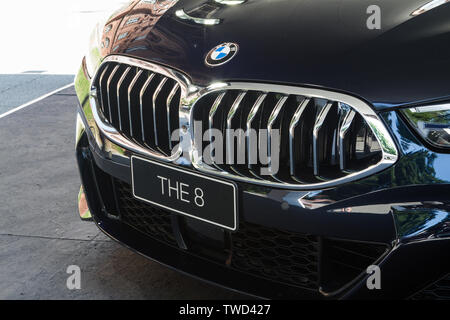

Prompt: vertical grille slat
[140,73,156,149]
[167,83,180,150]
[267,95,288,181]
[227,91,247,176]
[254,94,279,178]
[246,93,267,178]
[155,78,176,155]
[128,70,144,139]
[106,65,120,124]
[98,65,113,120]
[153,77,168,151]
[116,67,132,131]
[208,91,242,171]
[92,61,182,158]
[289,98,311,178]
[207,92,227,170]
[131,71,151,144]
[312,101,334,178]
[339,108,356,172]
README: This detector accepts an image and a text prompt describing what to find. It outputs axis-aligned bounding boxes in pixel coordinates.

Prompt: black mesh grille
[320,238,389,292]
[93,61,181,157]
[412,274,450,300]
[115,179,177,247]
[231,222,320,290]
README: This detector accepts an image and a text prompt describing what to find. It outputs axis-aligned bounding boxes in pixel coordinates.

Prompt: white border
[0,83,74,120]
[131,156,239,231]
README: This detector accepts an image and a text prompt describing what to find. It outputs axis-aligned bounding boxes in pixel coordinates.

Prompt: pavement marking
[0,83,74,120]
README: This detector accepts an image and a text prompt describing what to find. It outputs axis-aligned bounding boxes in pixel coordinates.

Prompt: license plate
[131,156,238,231]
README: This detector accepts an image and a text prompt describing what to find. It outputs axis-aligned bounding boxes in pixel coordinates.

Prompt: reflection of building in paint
[101,0,250,57]
[100,1,139,56]
[106,0,179,54]
[126,27,185,59]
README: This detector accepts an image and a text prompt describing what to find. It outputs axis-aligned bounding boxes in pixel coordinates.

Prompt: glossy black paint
[75,0,450,299]
[102,0,450,107]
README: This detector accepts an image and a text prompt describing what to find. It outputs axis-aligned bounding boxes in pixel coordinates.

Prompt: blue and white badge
[205,43,239,67]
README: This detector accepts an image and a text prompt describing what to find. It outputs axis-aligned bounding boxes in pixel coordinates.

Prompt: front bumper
[74,64,450,299]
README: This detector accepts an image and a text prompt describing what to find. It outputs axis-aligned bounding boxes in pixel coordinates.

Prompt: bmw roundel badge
[205,43,239,67]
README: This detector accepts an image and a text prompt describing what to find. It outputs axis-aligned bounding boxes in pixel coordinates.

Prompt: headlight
[401,104,450,149]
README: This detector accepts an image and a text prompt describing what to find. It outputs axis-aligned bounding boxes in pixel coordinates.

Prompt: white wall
[0,0,131,74]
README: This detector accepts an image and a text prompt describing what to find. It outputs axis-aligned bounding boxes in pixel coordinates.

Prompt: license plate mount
[131,156,238,231]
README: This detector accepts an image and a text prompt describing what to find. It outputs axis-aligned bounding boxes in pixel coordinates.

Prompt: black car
[75,0,450,299]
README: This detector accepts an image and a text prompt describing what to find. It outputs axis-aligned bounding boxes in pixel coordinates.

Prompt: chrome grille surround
[190,84,398,188]
[90,56,398,190]
[90,55,190,162]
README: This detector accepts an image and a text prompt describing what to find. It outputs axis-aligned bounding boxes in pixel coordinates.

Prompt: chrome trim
[90,56,186,162]
[246,93,267,171]
[139,73,156,148]
[116,67,132,131]
[98,66,110,114]
[267,95,288,180]
[128,70,144,138]
[313,102,334,177]
[90,56,399,190]
[227,92,247,169]
[289,98,310,176]
[153,77,168,148]
[208,92,226,170]
[167,83,180,150]
[106,65,120,123]
[339,109,356,171]
[174,9,221,25]
[190,82,398,190]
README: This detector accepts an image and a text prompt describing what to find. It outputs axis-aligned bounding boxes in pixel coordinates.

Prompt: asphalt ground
[0,74,74,115]
[0,86,246,300]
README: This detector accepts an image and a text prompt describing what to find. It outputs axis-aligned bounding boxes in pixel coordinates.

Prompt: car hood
[101,0,450,108]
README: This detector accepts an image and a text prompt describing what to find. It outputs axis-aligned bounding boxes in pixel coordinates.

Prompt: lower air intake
[111,179,389,293]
